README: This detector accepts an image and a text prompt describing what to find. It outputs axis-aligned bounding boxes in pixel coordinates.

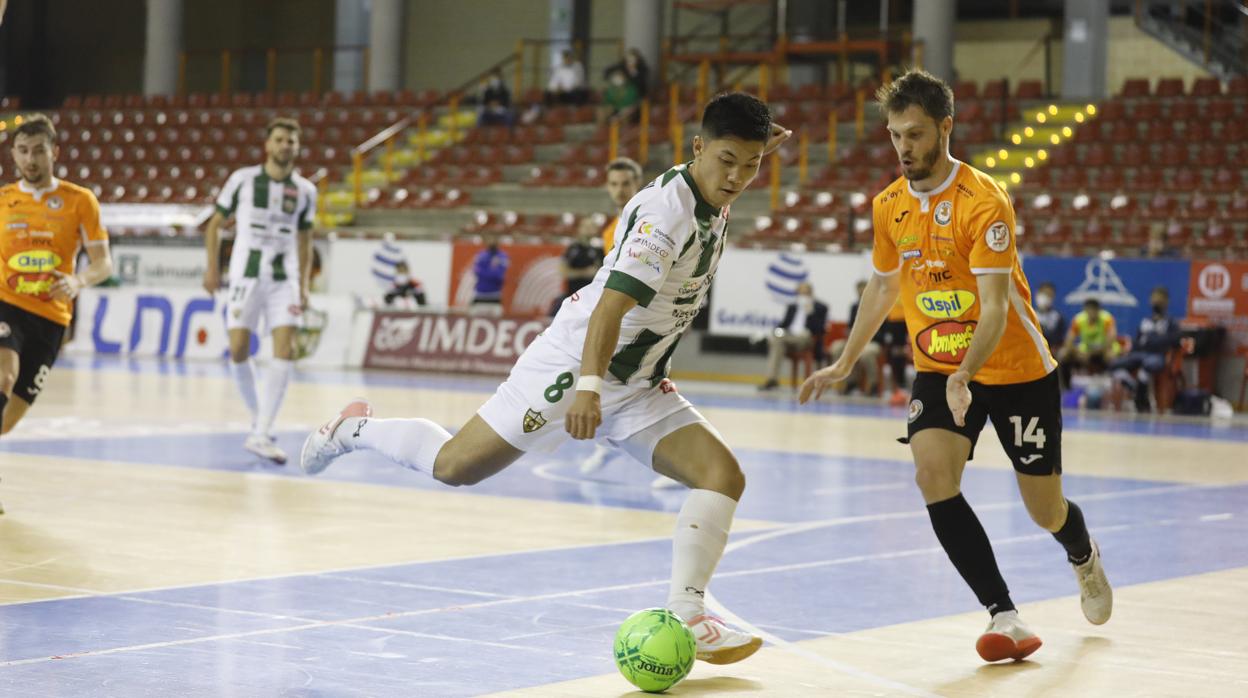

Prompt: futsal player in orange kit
[0,115,114,512]
[800,71,1112,662]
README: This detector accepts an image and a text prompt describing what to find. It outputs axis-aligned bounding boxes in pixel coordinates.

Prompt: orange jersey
[871,161,1055,385]
[0,178,108,326]
[602,214,619,251]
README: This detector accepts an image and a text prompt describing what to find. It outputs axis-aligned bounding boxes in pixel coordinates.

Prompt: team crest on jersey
[45,196,63,211]
[522,409,548,434]
[908,399,923,423]
[986,221,1011,252]
[933,201,953,226]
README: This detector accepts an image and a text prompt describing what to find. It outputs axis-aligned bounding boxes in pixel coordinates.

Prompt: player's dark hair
[1152,285,1170,299]
[700,92,771,143]
[1084,298,1101,310]
[875,69,955,123]
[266,117,301,138]
[1038,281,1056,292]
[13,114,57,144]
[606,157,642,180]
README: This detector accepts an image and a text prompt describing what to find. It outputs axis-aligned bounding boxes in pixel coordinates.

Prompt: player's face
[692,135,765,208]
[266,127,299,168]
[12,132,57,187]
[605,169,639,208]
[886,106,950,183]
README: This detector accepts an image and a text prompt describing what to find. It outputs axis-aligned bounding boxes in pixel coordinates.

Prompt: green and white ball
[613,608,696,693]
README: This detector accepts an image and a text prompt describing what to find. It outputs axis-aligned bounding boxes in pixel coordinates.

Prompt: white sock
[667,489,738,622]
[338,417,451,476]
[255,359,294,437]
[230,359,259,430]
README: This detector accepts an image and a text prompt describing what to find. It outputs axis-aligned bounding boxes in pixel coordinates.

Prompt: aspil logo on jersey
[916,320,977,363]
[8,250,62,274]
[917,290,977,319]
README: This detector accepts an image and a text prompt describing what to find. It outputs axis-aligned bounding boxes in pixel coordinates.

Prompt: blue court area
[2,357,1247,697]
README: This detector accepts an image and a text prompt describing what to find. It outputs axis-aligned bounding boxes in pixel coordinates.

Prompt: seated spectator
[760,282,828,391]
[828,280,884,395]
[1059,297,1119,387]
[545,49,587,106]
[477,69,513,128]
[1034,281,1066,351]
[603,47,650,98]
[384,261,427,307]
[601,67,640,124]
[1111,286,1180,412]
[472,242,509,306]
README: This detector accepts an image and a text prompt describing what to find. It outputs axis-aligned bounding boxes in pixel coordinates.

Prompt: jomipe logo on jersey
[917,290,976,319]
[7,250,63,300]
[916,320,977,364]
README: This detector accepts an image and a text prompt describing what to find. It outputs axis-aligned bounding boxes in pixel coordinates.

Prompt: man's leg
[330,411,523,485]
[640,418,761,665]
[254,324,297,439]
[761,332,786,388]
[0,346,17,432]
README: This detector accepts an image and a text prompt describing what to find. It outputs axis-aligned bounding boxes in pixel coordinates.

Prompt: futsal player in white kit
[302,93,790,664]
[203,117,317,464]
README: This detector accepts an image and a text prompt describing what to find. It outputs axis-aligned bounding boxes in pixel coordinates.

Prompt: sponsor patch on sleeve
[986,221,1011,252]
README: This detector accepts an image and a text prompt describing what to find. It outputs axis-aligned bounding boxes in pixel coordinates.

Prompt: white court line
[812,482,912,495]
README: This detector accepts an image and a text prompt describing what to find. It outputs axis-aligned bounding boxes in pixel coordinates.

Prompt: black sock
[1053,499,1093,564]
[927,493,1015,616]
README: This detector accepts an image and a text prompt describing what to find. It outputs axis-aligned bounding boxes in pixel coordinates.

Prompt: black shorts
[0,301,66,404]
[906,370,1063,475]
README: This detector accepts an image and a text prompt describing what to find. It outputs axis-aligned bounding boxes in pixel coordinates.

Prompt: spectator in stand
[1034,281,1066,352]
[545,49,587,106]
[472,242,509,306]
[759,282,828,391]
[1059,297,1119,388]
[604,48,650,98]
[601,67,641,124]
[1111,286,1180,412]
[384,261,427,307]
[477,69,513,128]
[828,280,884,395]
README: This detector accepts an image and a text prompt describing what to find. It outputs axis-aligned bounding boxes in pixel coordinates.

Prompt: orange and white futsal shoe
[300,399,373,475]
[687,614,764,665]
[976,610,1042,662]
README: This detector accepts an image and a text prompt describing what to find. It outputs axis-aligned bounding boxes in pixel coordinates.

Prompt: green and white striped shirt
[215,165,317,283]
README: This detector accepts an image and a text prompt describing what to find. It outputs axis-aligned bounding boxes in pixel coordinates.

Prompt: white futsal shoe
[1073,539,1113,625]
[300,399,373,475]
[244,434,287,464]
[686,614,763,665]
[976,610,1042,662]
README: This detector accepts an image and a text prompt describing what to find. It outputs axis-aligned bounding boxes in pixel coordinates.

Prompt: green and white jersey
[214,165,317,283]
[547,163,728,386]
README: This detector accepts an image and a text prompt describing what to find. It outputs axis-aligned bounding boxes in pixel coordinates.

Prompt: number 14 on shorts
[1009,415,1046,449]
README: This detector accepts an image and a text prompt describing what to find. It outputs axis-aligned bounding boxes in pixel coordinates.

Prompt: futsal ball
[613,608,696,693]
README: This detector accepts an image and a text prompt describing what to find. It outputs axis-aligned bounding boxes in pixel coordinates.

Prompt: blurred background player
[302,93,791,665]
[801,70,1111,663]
[0,114,114,513]
[1059,297,1119,389]
[601,157,643,253]
[202,117,317,464]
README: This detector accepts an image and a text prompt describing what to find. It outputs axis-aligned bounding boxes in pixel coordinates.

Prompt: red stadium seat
[1155,78,1185,98]
[1119,78,1150,98]
[1168,168,1200,192]
[1128,101,1161,120]
[1015,79,1044,100]
[1191,77,1222,97]
[1228,76,1248,97]
[1210,168,1242,194]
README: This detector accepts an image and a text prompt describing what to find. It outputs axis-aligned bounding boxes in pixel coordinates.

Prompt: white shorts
[477,333,709,465]
[225,278,301,333]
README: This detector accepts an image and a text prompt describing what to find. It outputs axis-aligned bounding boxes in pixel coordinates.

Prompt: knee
[914,463,959,501]
[432,454,485,487]
[688,457,745,499]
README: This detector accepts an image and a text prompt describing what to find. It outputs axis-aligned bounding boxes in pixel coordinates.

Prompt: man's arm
[202,211,226,294]
[298,229,313,306]
[52,242,112,302]
[566,288,637,439]
[945,272,1010,425]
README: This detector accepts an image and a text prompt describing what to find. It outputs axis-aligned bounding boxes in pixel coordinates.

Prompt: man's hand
[799,359,854,404]
[565,390,602,440]
[49,270,84,302]
[946,370,973,427]
[203,268,221,295]
[763,122,793,156]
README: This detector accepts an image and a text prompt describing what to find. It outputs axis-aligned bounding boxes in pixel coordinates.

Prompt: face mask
[1035,294,1052,310]
[1152,302,1166,314]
